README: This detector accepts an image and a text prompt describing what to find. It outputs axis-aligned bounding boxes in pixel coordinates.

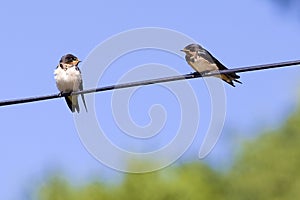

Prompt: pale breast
[189,57,219,73]
[54,67,82,92]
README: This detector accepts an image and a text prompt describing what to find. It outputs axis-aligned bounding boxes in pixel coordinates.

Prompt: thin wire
[1,60,299,107]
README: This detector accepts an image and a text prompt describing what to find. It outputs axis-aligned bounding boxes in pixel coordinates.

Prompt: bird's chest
[54,67,81,92]
[189,56,217,72]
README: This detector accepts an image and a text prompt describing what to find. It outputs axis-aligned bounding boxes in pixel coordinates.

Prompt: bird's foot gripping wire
[200,70,213,76]
[189,71,201,76]
[58,91,72,97]
[189,71,211,77]
[58,92,64,97]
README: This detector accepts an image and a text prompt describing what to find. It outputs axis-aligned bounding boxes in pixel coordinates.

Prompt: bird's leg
[58,91,72,97]
[199,70,212,76]
[189,71,201,76]
[58,91,64,97]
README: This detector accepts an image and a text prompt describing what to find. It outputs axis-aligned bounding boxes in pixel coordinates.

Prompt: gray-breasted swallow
[54,54,88,113]
[181,44,242,87]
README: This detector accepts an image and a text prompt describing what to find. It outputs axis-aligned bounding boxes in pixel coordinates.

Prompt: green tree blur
[38,105,300,200]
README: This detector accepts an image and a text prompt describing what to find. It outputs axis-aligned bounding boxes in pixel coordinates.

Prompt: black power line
[1,60,299,107]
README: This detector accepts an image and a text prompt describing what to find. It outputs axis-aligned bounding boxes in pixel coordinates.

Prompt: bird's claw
[199,70,214,76]
[189,71,200,76]
[58,91,72,97]
[201,70,211,74]
[190,71,212,77]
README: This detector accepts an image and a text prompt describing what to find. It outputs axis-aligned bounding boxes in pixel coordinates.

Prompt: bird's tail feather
[81,94,88,112]
[221,74,242,87]
[65,96,80,113]
[233,79,242,84]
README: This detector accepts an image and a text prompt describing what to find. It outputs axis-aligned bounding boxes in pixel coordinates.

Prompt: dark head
[181,44,203,55]
[60,54,80,66]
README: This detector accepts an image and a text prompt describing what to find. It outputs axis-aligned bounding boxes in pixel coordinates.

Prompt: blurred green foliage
[38,106,300,200]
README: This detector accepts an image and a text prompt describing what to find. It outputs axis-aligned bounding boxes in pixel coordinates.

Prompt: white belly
[54,67,82,92]
[189,57,218,72]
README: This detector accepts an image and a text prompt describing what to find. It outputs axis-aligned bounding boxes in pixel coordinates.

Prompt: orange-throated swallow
[181,44,242,87]
[54,54,88,113]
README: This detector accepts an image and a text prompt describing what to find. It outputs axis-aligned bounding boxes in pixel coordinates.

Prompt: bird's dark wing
[79,79,88,112]
[75,66,88,112]
[197,49,216,65]
[201,49,228,70]
[202,49,240,79]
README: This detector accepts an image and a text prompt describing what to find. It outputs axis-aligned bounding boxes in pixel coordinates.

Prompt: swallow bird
[181,44,242,87]
[54,54,88,113]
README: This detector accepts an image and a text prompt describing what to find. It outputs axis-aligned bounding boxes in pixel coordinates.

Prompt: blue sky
[1,0,300,199]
